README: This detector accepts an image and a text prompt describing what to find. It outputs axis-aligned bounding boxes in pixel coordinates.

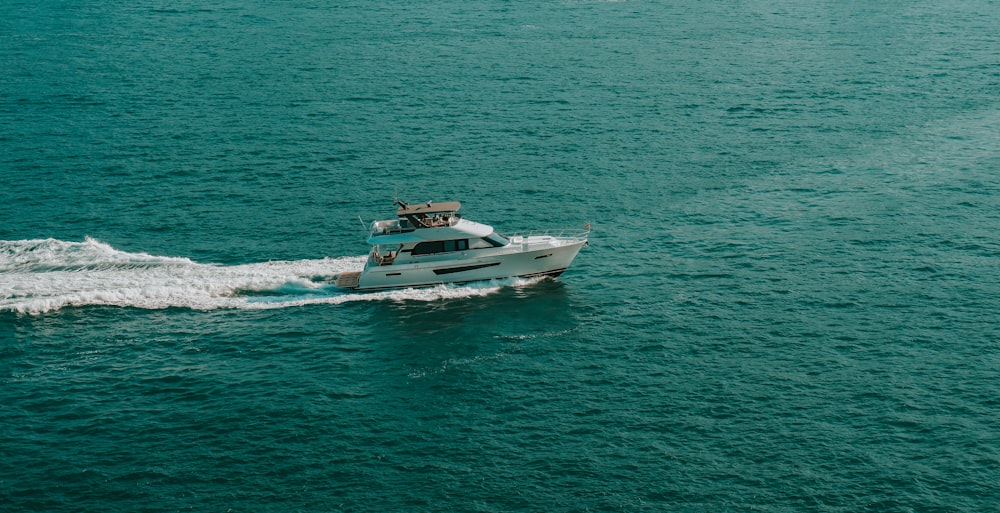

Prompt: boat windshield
[484,232,509,247]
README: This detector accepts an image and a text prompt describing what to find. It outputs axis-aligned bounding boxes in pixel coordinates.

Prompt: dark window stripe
[432,262,501,275]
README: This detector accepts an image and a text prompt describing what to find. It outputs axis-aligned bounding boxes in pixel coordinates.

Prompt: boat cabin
[366,200,510,267]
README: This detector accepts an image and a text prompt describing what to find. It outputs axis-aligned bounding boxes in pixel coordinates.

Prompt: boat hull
[353,238,586,290]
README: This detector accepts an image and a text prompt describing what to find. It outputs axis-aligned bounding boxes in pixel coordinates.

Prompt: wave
[0,238,539,315]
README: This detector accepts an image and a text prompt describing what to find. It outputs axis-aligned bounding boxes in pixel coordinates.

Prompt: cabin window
[412,239,470,256]
[412,241,445,255]
[443,239,469,252]
[469,234,507,249]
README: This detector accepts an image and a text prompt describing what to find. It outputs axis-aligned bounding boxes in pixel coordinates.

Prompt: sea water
[2,1,999,511]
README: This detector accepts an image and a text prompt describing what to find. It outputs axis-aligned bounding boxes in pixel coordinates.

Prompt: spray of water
[0,238,540,315]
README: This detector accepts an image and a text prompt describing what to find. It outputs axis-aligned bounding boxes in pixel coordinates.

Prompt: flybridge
[395,200,462,229]
[368,200,476,242]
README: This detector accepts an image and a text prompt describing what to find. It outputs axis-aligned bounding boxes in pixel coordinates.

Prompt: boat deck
[335,271,361,289]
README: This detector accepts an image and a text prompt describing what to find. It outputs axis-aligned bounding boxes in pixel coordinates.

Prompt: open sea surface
[2,1,999,511]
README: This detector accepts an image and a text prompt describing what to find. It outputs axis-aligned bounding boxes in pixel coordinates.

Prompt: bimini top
[396,201,461,216]
[396,201,463,230]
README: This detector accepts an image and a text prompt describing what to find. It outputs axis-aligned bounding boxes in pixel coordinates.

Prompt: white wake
[0,238,537,315]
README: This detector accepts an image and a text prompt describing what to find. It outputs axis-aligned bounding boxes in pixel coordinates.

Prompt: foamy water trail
[0,238,537,314]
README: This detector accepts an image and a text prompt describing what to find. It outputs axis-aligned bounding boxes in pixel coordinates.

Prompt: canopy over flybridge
[396,200,461,216]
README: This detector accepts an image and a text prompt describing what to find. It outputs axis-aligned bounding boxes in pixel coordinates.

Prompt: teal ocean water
[3,1,999,511]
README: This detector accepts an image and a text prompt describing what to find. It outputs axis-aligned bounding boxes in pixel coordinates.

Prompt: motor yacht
[335,200,589,290]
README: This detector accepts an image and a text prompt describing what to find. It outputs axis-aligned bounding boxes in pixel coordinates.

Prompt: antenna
[393,190,407,209]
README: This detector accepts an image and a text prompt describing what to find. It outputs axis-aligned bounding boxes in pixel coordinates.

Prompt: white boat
[336,200,589,290]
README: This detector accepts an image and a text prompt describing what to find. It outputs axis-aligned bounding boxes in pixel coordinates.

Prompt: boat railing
[369,245,397,266]
[503,227,591,241]
[369,218,415,237]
